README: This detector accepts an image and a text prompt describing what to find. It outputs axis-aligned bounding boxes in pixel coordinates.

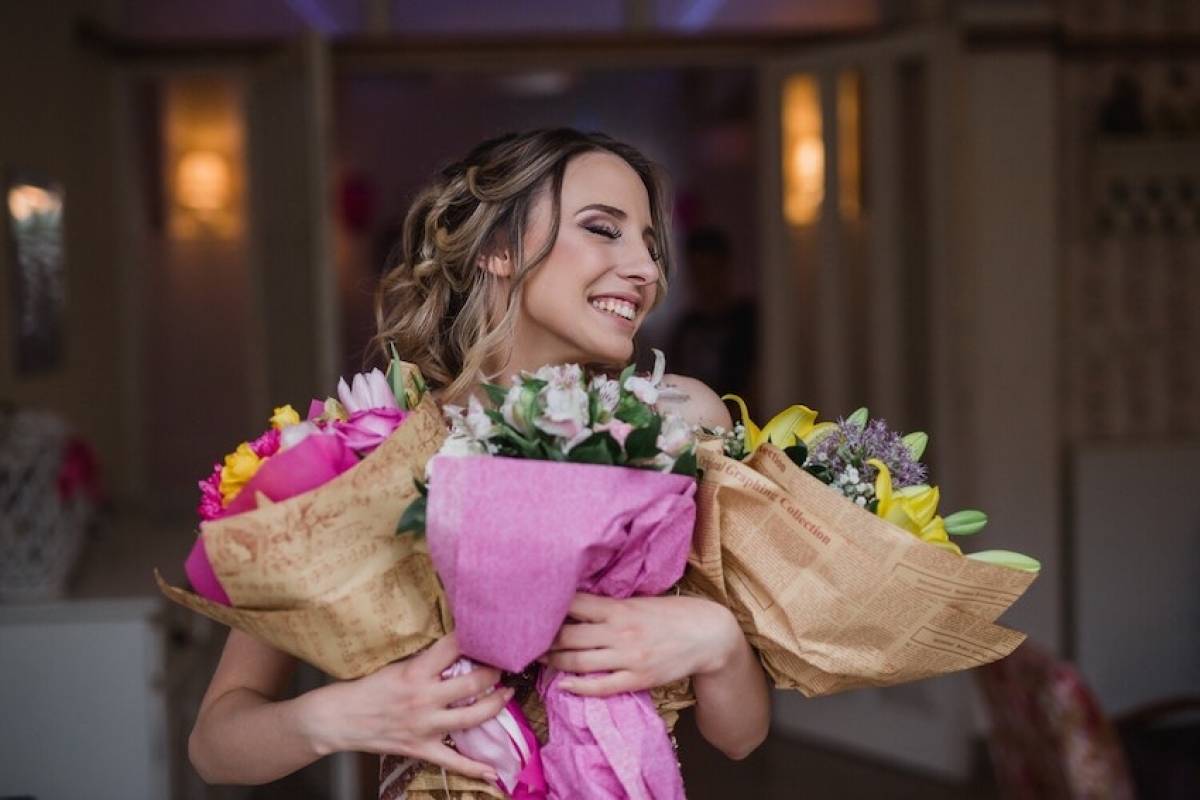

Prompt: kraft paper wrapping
[157,393,451,679]
[156,388,698,800]
[682,441,1038,697]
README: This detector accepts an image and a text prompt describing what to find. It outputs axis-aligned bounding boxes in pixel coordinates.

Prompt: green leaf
[782,443,808,468]
[944,509,989,535]
[670,449,698,476]
[588,391,601,426]
[846,407,869,428]
[618,362,636,387]
[386,359,408,410]
[966,550,1040,573]
[624,417,662,461]
[566,436,614,465]
[615,397,655,428]
[482,383,508,407]
[413,477,428,497]
[903,431,928,461]
[805,464,833,484]
[396,496,427,537]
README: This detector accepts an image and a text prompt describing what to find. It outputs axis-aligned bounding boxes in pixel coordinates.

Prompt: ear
[476,227,513,278]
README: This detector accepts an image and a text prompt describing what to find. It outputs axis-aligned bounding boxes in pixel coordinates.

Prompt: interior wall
[0,1,131,499]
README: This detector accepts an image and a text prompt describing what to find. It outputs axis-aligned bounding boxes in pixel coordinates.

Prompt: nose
[616,245,660,286]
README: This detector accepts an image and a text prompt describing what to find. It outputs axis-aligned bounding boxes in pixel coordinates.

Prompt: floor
[675,711,999,800]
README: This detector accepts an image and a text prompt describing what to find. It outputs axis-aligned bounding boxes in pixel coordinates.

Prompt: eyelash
[584,223,621,239]
[584,223,663,262]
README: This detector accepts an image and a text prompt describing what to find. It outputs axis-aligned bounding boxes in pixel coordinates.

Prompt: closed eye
[584,222,621,240]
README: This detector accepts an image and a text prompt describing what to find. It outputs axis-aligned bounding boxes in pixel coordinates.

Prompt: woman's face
[506,150,663,374]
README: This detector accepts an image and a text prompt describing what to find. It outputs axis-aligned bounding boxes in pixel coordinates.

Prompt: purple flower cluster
[810,417,927,488]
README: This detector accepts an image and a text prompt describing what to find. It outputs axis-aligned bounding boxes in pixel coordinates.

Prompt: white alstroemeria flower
[338,368,399,414]
[623,348,667,405]
[439,434,485,458]
[589,374,621,416]
[442,403,469,436]
[500,383,536,436]
[464,395,494,441]
[656,412,696,458]
[533,363,584,390]
[535,382,590,440]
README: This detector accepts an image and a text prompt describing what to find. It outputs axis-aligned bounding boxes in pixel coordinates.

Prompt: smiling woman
[187,129,768,798]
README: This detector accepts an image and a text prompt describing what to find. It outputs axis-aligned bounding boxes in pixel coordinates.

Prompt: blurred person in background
[668,227,757,408]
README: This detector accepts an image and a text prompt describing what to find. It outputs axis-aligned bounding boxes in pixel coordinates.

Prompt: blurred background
[1,0,1198,798]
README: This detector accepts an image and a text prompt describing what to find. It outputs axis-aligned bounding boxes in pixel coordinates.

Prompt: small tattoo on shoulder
[657,383,690,403]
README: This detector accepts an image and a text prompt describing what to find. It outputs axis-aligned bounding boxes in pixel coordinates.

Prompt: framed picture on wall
[5,171,66,374]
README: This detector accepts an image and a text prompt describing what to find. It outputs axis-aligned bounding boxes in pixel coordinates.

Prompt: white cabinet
[0,598,170,800]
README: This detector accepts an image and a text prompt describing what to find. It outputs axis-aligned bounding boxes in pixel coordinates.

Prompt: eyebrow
[574,203,657,239]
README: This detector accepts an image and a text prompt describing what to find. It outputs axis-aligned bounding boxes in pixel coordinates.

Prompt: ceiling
[116,0,881,39]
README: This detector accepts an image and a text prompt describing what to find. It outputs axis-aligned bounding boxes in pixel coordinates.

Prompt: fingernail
[486,771,499,783]
[503,687,515,700]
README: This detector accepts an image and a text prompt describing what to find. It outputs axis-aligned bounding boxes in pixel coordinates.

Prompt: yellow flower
[219,443,264,505]
[868,458,962,556]
[723,395,837,453]
[270,404,301,430]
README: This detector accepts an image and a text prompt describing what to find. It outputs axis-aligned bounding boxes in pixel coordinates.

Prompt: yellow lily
[868,458,962,556]
[723,394,837,452]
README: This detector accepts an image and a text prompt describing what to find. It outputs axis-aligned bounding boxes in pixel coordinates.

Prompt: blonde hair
[370,129,674,401]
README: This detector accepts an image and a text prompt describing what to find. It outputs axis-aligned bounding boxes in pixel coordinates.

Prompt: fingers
[543,648,624,675]
[432,684,514,732]
[431,665,502,707]
[421,741,500,784]
[413,633,461,676]
[558,670,642,697]
[567,592,615,623]
[550,621,608,651]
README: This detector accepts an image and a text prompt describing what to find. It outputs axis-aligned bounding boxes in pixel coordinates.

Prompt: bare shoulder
[658,373,733,430]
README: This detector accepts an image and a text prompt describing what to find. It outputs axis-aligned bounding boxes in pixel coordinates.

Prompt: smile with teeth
[590,297,637,321]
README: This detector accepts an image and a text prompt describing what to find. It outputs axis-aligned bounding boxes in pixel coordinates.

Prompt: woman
[188,129,770,795]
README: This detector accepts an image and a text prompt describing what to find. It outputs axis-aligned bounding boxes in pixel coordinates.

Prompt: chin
[593,339,635,368]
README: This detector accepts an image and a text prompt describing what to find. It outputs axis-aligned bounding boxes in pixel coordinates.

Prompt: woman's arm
[543,374,770,760]
[189,631,513,785]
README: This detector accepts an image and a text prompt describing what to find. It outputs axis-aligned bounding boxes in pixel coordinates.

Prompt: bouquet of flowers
[683,397,1039,697]
[409,351,698,800]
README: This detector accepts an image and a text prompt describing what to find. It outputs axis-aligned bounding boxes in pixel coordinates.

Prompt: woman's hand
[540,592,741,695]
[305,634,512,782]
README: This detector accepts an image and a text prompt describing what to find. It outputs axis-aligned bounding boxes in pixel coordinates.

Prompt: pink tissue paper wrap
[426,455,697,800]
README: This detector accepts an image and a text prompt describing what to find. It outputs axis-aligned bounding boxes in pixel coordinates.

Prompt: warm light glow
[7,184,61,222]
[838,70,863,222]
[176,151,231,212]
[782,75,823,227]
[165,77,245,239]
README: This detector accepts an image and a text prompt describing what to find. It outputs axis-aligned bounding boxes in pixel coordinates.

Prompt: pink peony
[337,368,398,414]
[334,407,406,454]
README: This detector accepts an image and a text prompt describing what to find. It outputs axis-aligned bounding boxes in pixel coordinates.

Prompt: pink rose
[334,407,406,454]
